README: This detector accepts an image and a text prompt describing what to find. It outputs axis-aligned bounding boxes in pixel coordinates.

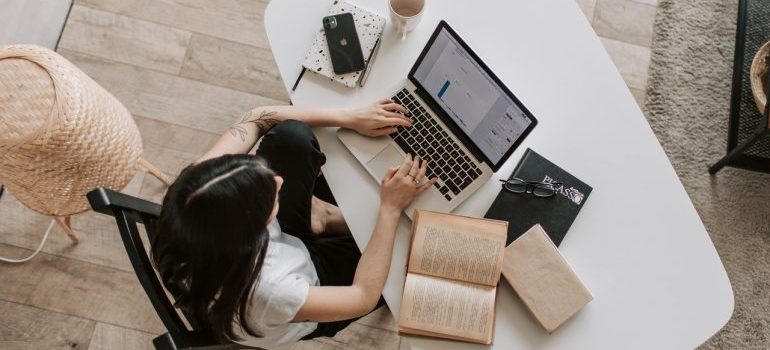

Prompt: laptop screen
[411,25,535,166]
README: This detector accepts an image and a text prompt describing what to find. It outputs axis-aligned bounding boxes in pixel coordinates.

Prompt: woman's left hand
[343,99,413,137]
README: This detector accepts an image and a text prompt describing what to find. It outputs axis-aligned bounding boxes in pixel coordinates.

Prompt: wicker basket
[750,40,769,126]
[0,45,170,243]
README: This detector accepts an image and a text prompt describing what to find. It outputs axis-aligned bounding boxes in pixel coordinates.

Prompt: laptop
[337,21,538,218]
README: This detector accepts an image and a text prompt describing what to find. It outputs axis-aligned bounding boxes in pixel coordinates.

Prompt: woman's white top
[234,220,319,349]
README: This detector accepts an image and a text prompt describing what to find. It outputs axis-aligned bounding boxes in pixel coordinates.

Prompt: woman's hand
[380,154,437,213]
[344,99,413,137]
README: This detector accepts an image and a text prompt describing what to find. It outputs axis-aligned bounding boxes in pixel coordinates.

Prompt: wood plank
[630,87,645,107]
[599,37,651,91]
[593,0,656,47]
[0,300,96,350]
[355,305,398,332]
[134,114,223,203]
[399,338,411,350]
[0,244,165,334]
[575,0,597,22]
[138,146,207,204]
[0,173,144,272]
[58,49,284,134]
[290,322,401,350]
[180,33,289,102]
[134,117,221,203]
[58,5,191,74]
[87,323,154,350]
[75,0,271,49]
[134,115,220,159]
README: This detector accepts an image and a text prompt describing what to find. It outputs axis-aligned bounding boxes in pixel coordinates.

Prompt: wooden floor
[0,0,657,349]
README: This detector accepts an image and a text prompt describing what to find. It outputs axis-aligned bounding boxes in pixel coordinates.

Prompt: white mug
[389,0,425,40]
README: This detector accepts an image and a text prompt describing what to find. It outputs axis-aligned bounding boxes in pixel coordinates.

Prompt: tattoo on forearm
[228,109,279,142]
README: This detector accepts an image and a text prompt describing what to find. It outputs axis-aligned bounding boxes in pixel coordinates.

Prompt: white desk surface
[264,1,734,349]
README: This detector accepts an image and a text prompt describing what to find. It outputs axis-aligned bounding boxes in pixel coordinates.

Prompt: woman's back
[233,220,318,348]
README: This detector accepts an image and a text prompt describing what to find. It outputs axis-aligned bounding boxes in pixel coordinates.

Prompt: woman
[152,99,436,348]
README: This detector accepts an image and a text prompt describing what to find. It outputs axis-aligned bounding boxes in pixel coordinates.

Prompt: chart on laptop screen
[421,44,500,132]
[414,28,532,164]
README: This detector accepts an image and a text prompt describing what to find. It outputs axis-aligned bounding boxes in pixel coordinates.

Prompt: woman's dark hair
[152,154,277,342]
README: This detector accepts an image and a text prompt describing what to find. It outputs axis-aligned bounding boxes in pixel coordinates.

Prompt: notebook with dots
[303,0,386,88]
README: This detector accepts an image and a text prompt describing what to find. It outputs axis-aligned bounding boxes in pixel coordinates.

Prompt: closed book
[501,224,592,333]
[302,0,385,87]
[485,148,592,246]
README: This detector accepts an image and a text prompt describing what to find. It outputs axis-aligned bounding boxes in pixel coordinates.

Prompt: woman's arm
[293,155,436,322]
[198,100,411,163]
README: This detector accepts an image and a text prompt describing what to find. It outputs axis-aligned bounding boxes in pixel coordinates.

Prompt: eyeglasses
[499,178,562,198]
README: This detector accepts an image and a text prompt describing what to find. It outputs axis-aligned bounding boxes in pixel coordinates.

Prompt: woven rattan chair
[709,0,770,174]
[0,45,171,246]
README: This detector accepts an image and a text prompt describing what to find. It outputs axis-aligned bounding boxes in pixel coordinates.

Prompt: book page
[398,273,496,344]
[408,211,507,286]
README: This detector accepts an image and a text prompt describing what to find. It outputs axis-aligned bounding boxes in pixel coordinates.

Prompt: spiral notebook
[302,1,386,87]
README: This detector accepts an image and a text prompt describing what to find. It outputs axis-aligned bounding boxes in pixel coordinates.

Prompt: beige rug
[644,0,770,348]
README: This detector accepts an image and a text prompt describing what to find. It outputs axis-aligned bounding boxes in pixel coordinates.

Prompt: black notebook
[485,149,592,246]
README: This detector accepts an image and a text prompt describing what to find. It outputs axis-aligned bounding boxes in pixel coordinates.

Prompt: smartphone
[323,13,365,74]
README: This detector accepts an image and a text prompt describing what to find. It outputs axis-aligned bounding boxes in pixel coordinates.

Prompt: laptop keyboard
[390,88,483,201]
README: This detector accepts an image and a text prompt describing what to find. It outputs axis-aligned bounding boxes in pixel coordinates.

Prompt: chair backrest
[87,188,220,350]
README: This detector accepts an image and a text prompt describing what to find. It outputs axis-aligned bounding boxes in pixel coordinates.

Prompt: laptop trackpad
[367,144,405,181]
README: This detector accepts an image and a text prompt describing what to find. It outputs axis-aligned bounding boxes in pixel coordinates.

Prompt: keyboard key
[444,194,452,201]
[394,137,413,155]
[439,186,449,195]
[446,181,461,195]
[460,178,472,190]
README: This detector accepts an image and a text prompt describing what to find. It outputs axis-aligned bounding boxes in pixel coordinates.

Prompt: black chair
[709,0,770,174]
[87,188,235,350]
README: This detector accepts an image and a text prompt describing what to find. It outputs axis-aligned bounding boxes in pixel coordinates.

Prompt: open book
[398,210,508,344]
